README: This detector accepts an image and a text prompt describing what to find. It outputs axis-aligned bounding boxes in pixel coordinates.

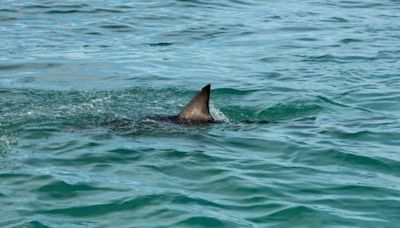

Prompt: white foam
[210,104,230,122]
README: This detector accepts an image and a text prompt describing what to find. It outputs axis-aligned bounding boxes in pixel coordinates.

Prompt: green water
[1,0,400,227]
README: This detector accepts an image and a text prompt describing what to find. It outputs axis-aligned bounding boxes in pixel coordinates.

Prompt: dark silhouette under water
[105,83,274,134]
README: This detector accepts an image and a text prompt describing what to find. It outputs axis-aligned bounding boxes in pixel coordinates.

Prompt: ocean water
[1,0,400,227]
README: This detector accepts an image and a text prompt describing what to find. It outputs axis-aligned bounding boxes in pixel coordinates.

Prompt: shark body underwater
[106,83,272,132]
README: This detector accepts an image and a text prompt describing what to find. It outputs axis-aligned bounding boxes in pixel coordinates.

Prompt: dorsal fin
[177,84,213,123]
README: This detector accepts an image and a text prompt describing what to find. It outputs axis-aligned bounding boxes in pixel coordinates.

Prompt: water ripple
[1,0,400,227]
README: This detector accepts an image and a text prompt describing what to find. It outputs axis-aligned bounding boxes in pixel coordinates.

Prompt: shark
[105,83,217,133]
[106,83,273,134]
[174,84,215,124]
[147,83,217,124]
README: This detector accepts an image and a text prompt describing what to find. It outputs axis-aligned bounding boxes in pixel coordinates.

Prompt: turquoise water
[1,0,400,227]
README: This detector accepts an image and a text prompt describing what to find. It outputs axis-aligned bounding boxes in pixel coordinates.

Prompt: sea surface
[1,0,400,227]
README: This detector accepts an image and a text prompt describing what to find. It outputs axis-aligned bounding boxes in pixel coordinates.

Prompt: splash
[210,104,230,122]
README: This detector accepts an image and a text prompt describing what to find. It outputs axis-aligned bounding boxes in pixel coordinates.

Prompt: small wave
[35,180,115,200]
[0,220,50,228]
[0,62,62,71]
[339,38,363,44]
[322,16,349,23]
[309,148,400,174]
[46,9,81,14]
[279,26,321,32]
[214,88,257,96]
[39,193,185,217]
[248,205,315,223]
[24,3,89,9]
[0,8,17,13]
[174,0,249,9]
[336,2,388,9]
[0,16,17,22]
[148,42,174,47]
[99,24,136,33]
[303,54,378,63]
[92,8,125,14]
[174,216,229,227]
[256,100,322,121]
